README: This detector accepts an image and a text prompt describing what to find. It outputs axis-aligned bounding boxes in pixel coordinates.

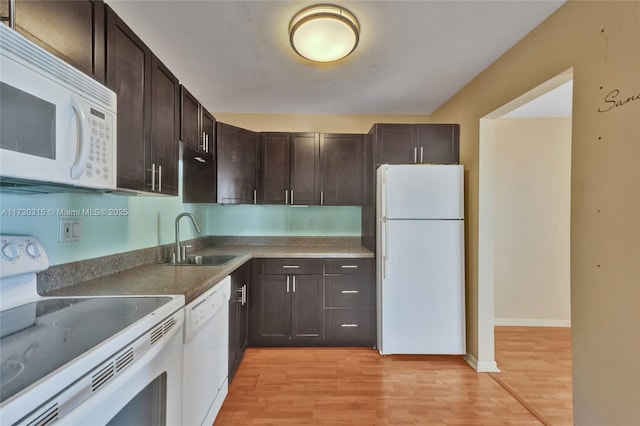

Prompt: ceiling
[104,0,566,116]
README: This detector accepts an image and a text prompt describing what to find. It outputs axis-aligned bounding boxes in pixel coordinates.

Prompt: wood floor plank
[215,348,542,425]
[493,326,573,426]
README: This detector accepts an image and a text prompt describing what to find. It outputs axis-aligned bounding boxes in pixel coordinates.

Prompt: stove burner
[1,359,25,386]
[53,302,138,329]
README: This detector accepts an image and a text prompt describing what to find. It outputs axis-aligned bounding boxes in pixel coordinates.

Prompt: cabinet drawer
[324,309,374,346]
[325,258,374,274]
[261,258,324,275]
[325,275,374,308]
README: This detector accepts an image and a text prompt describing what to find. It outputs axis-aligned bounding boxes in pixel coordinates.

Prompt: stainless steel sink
[165,254,238,266]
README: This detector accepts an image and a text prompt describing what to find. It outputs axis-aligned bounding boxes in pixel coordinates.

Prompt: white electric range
[0,235,185,426]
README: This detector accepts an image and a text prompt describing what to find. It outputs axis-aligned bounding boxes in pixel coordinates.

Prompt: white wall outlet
[59,218,82,243]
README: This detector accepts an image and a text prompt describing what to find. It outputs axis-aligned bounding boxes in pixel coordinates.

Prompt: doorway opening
[477,68,574,424]
[476,68,573,371]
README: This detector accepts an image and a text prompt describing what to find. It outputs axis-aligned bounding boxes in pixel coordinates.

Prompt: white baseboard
[494,318,571,327]
[464,353,500,372]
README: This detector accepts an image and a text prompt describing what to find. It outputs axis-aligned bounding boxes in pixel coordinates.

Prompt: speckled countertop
[44,243,373,304]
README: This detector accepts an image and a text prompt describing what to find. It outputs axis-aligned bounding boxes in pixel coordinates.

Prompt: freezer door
[379,164,463,219]
[378,219,465,354]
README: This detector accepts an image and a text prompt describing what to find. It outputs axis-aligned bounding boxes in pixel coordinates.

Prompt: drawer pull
[341,290,359,294]
[282,265,300,269]
[340,265,359,269]
[341,323,359,328]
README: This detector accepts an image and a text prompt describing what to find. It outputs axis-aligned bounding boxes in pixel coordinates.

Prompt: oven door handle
[70,95,91,179]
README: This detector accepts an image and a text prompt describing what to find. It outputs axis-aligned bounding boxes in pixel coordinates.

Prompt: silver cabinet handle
[243,284,247,305]
[414,147,418,163]
[8,0,15,29]
[285,189,289,205]
[341,290,359,294]
[320,190,324,205]
[236,287,244,303]
[420,146,424,163]
[292,276,296,293]
[341,324,358,328]
[253,189,257,204]
[151,163,156,191]
[282,265,299,269]
[291,190,294,204]
[340,265,358,269]
[158,164,162,192]
[286,276,290,293]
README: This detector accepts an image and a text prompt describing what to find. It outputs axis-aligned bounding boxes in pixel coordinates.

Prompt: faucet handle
[180,245,192,260]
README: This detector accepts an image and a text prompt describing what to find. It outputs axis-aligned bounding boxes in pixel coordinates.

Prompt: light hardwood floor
[215,327,572,425]
[492,326,573,426]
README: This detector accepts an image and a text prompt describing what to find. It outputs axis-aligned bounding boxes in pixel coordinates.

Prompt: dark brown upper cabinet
[181,143,216,203]
[259,132,291,204]
[180,85,215,154]
[217,122,258,204]
[290,133,320,205]
[258,132,364,206]
[1,0,105,82]
[320,133,364,206]
[258,132,319,205]
[372,123,459,165]
[106,6,178,195]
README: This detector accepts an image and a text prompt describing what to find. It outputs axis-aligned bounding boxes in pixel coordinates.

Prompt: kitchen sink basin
[165,254,238,266]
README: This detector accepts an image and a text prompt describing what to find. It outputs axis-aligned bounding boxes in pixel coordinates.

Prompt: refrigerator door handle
[381,219,389,279]
[381,166,388,220]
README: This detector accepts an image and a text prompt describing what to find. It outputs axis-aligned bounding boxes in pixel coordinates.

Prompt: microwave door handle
[70,95,90,179]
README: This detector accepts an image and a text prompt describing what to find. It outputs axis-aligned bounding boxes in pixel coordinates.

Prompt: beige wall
[430,1,639,424]
[493,118,572,326]
[211,112,431,133]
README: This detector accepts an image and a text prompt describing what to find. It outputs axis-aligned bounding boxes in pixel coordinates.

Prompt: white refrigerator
[376,164,466,355]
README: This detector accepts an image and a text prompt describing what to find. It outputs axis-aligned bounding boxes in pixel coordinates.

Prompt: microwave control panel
[85,106,115,186]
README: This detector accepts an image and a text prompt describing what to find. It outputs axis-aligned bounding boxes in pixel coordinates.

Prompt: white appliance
[376,164,466,355]
[0,235,184,425]
[183,276,230,426]
[0,24,117,190]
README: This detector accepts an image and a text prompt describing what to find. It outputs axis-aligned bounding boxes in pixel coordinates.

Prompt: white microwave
[0,25,117,191]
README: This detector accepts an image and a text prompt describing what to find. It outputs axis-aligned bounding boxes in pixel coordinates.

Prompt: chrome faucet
[174,212,201,264]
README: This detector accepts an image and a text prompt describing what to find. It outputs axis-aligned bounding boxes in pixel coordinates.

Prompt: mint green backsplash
[0,181,361,265]
[205,204,361,236]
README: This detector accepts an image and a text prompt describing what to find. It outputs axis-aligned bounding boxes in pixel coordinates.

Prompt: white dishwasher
[183,276,230,426]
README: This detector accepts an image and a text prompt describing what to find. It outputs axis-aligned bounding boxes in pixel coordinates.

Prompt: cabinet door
[259,132,290,204]
[417,124,460,164]
[4,0,105,81]
[201,109,216,155]
[252,275,291,345]
[217,123,258,204]
[290,133,320,205]
[229,263,249,381]
[290,275,323,343]
[320,133,364,206]
[182,143,216,203]
[106,6,150,192]
[150,55,178,195]
[180,86,200,151]
[374,124,418,165]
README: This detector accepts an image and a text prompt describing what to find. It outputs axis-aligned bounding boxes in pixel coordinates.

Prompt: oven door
[17,310,184,426]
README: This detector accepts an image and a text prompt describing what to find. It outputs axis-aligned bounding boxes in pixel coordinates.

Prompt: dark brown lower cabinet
[323,258,375,346]
[229,263,249,382]
[251,272,323,346]
[249,258,375,347]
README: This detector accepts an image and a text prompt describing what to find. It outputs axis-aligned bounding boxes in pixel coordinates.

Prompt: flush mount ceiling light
[289,4,360,63]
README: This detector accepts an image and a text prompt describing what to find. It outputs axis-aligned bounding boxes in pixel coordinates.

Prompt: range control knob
[2,243,20,261]
[25,242,42,259]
